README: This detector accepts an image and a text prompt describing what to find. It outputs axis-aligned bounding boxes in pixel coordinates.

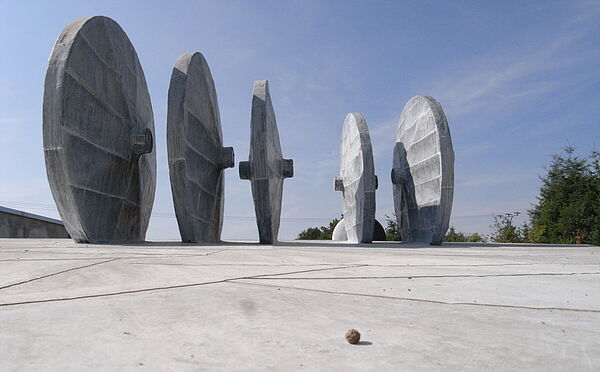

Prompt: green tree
[319,218,339,240]
[528,147,600,245]
[384,214,401,241]
[296,217,340,240]
[444,227,467,242]
[297,227,322,240]
[490,214,527,243]
[444,227,486,242]
[467,232,486,243]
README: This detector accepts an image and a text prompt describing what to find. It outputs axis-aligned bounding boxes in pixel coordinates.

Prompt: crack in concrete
[228,280,600,313]
[359,263,583,267]
[269,248,598,261]
[127,262,345,267]
[0,259,119,290]
[249,271,600,280]
[8,250,208,257]
[0,264,362,307]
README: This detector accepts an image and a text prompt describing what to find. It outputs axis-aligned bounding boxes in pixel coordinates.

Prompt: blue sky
[0,0,598,240]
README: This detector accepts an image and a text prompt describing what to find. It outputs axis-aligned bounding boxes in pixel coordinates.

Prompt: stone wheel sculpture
[239,80,293,244]
[167,52,234,243]
[334,113,377,243]
[43,16,156,243]
[391,95,454,245]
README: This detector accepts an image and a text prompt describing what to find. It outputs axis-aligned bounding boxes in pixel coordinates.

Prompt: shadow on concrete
[46,238,597,249]
[273,240,433,250]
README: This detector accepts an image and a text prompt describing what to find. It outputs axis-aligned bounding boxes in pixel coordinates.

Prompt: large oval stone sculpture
[167,52,234,243]
[239,80,293,244]
[391,95,454,245]
[334,113,377,243]
[43,16,156,243]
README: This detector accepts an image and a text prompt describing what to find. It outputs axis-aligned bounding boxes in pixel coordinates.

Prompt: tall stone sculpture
[167,52,234,242]
[239,80,293,244]
[43,16,156,243]
[391,95,454,245]
[333,113,378,243]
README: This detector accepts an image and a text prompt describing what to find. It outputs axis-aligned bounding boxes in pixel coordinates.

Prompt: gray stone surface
[167,52,234,243]
[0,206,68,238]
[334,113,377,243]
[392,96,454,245]
[331,218,386,241]
[43,16,156,243]
[239,80,293,244]
[1,239,599,370]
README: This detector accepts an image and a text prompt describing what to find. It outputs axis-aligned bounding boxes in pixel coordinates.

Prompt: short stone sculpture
[239,80,293,244]
[334,113,378,243]
[167,52,234,242]
[43,16,156,243]
[391,95,454,245]
[331,218,386,241]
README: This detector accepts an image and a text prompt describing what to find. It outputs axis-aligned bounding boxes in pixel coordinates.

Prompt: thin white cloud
[459,169,538,187]
[429,4,599,118]
[458,143,493,157]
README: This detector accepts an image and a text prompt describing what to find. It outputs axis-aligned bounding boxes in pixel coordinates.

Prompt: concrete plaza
[1,239,598,371]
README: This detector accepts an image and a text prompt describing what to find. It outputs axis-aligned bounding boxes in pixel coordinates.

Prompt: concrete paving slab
[1,239,599,371]
[0,259,109,289]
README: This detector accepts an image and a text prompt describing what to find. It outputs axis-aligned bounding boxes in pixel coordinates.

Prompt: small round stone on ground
[345,329,361,344]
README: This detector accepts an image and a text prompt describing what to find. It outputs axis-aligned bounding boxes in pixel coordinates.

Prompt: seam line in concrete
[0,259,119,291]
[0,265,361,307]
[228,280,600,313]
[0,250,227,262]
[249,272,600,280]
[127,263,348,267]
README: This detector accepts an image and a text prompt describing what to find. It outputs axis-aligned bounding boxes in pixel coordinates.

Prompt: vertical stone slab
[43,16,156,243]
[167,52,234,243]
[334,113,377,243]
[239,80,293,244]
[391,96,454,245]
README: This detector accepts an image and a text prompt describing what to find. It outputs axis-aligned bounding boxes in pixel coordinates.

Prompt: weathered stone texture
[167,52,234,243]
[43,16,156,243]
[239,80,293,244]
[391,95,454,245]
[334,113,377,243]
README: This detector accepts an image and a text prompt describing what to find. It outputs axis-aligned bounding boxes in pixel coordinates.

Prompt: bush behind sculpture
[528,147,600,245]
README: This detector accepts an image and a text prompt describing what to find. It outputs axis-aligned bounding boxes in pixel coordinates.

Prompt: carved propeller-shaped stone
[43,16,156,243]
[167,52,234,243]
[334,113,377,243]
[391,95,454,245]
[239,80,293,244]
